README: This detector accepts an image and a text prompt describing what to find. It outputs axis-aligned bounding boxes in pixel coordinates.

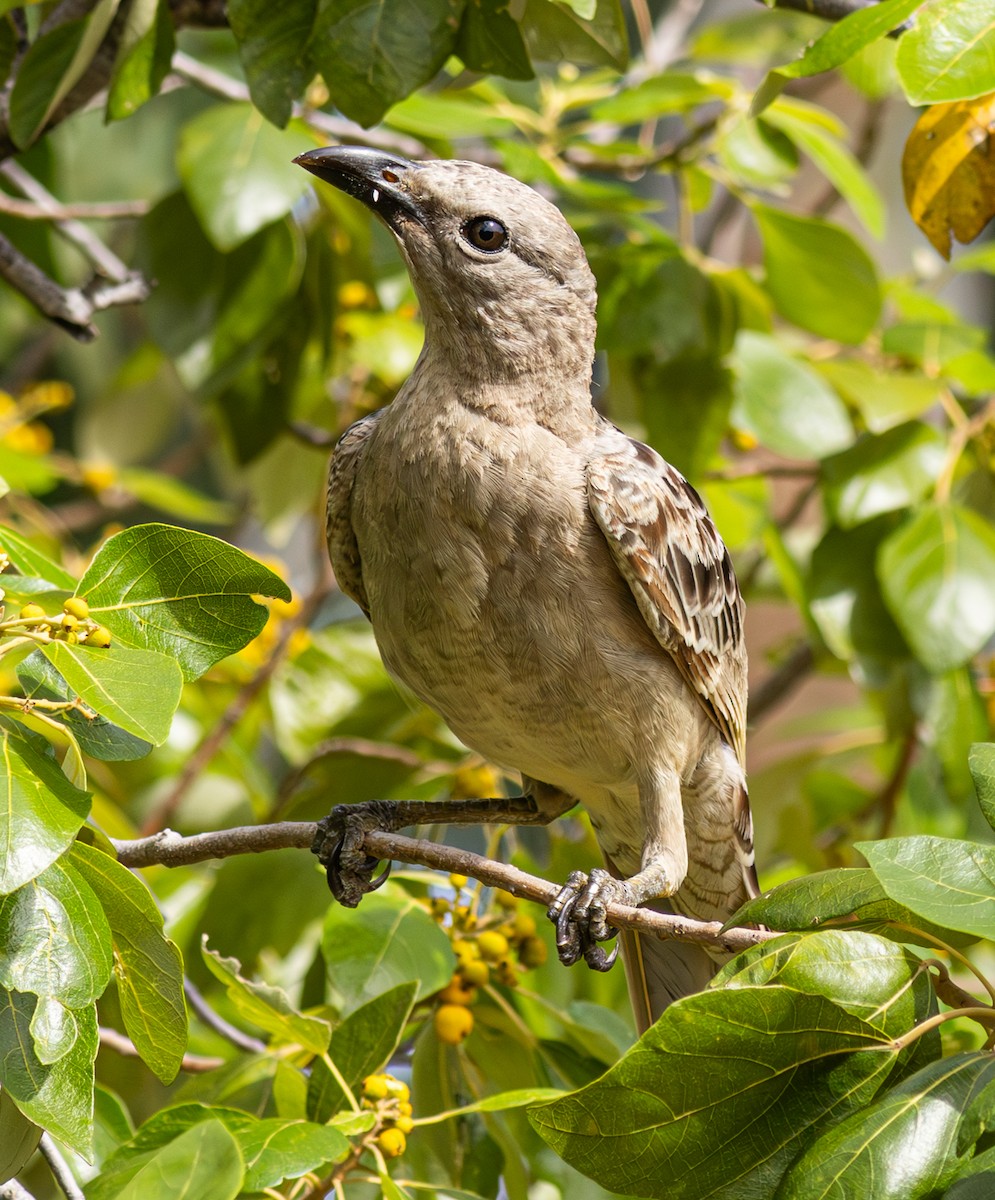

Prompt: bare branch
[748,640,816,725]
[0,232,150,341]
[0,1180,37,1200]
[0,193,147,220]
[38,1134,84,1200]
[1,161,142,279]
[111,820,776,954]
[99,1025,224,1073]
[184,979,267,1055]
[170,51,430,160]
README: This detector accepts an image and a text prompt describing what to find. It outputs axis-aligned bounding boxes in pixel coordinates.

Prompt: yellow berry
[434,1003,474,1044]
[511,913,537,940]
[62,597,89,620]
[362,1074,390,1101]
[377,1128,406,1158]
[85,625,112,648]
[397,1101,413,1117]
[459,959,490,987]
[18,603,46,620]
[477,931,509,962]
[429,896,450,918]
[453,905,477,931]
[394,1115,414,1134]
[384,1077,410,1103]
[519,936,548,969]
[60,613,79,633]
[438,977,476,1006]
[494,889,518,910]
[449,873,468,889]
[452,939,478,961]
[495,958,519,987]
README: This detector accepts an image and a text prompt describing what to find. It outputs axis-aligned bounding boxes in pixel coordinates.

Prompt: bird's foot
[547,868,632,972]
[311,801,397,906]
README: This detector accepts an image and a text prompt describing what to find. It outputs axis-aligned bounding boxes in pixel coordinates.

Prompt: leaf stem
[320,1052,362,1115]
[890,1006,995,1052]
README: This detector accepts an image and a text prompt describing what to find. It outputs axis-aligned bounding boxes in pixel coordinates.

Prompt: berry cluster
[430,874,548,1044]
[13,598,112,647]
[361,1072,413,1159]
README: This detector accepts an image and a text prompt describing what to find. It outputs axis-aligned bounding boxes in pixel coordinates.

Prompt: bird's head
[295,146,598,385]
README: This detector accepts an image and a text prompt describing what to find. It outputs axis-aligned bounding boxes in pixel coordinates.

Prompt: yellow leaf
[902,91,995,258]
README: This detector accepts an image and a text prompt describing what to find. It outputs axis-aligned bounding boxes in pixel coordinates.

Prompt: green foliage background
[1,0,995,1197]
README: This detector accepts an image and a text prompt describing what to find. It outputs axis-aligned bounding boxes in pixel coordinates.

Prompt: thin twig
[111,820,777,954]
[0,162,135,281]
[184,979,267,1054]
[98,1025,224,1072]
[141,572,333,834]
[38,1134,84,1200]
[0,1181,36,1200]
[0,193,148,220]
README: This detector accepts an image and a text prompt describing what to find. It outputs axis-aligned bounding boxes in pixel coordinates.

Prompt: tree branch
[748,640,816,724]
[38,1134,83,1200]
[98,1025,224,1072]
[184,979,267,1055]
[111,820,777,954]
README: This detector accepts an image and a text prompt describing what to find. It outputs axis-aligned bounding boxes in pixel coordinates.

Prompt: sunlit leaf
[68,842,187,1084]
[0,728,90,895]
[111,1119,244,1200]
[878,505,995,673]
[0,856,112,1007]
[76,523,291,682]
[229,0,316,127]
[896,1,995,105]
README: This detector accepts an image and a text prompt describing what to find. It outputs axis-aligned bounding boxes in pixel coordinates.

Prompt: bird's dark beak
[294,146,424,233]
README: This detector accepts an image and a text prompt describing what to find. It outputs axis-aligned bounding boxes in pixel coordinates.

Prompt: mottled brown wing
[587,435,748,767]
[325,411,383,619]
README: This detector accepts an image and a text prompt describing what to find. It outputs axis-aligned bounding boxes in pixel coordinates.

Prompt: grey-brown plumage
[296,146,759,1033]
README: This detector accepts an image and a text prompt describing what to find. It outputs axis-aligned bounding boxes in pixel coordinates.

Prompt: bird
[295,145,759,1033]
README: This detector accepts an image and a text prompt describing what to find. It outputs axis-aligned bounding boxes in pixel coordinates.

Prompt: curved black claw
[311,801,396,906]
[547,868,622,974]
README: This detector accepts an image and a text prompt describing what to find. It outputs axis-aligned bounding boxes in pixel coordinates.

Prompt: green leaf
[321,884,455,1013]
[859,836,995,939]
[39,641,182,746]
[106,0,174,120]
[764,99,885,238]
[76,523,291,682]
[240,1118,350,1190]
[89,1103,348,1198]
[878,505,995,673]
[590,71,734,123]
[0,728,90,895]
[821,423,946,528]
[229,0,317,127]
[7,1,120,147]
[778,1052,995,1199]
[201,942,331,1054]
[309,0,463,128]
[68,842,187,1083]
[0,988,97,1157]
[519,0,628,70]
[808,519,910,662]
[969,743,995,832]
[729,867,975,947]
[308,981,418,1121]
[140,195,304,392]
[817,360,941,433]
[178,104,311,251]
[17,650,153,762]
[0,1086,41,1183]
[0,856,112,1007]
[753,204,882,343]
[751,0,922,115]
[112,1119,244,1200]
[531,966,905,1198]
[730,330,852,459]
[456,0,533,80]
[896,0,995,105]
[0,525,76,589]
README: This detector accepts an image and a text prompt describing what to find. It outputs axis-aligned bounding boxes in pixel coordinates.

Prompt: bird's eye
[463,216,508,253]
